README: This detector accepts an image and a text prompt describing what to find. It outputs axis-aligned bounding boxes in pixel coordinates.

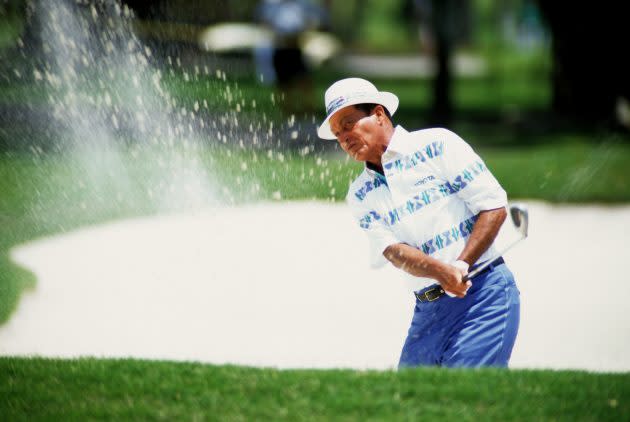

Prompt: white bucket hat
[317,77,399,140]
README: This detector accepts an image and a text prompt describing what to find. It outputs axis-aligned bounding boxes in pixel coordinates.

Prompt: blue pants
[399,263,520,368]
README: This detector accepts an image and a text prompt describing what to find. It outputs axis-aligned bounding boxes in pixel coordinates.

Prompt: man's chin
[352,150,368,162]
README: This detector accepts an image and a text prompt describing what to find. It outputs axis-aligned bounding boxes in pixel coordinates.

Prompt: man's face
[329,105,386,164]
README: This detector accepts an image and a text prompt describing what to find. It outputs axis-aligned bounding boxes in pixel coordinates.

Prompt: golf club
[463,203,529,281]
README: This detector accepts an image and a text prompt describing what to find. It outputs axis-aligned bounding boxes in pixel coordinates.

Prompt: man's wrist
[452,260,470,274]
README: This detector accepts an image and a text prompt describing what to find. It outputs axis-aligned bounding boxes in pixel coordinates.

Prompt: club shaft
[463,237,522,281]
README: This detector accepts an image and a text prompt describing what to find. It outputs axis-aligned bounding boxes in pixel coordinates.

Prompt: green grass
[1,357,628,421]
[159,72,553,148]
[0,70,550,120]
[207,139,630,204]
[482,140,630,203]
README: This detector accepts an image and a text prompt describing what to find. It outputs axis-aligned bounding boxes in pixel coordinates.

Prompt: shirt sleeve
[347,196,400,269]
[438,129,507,214]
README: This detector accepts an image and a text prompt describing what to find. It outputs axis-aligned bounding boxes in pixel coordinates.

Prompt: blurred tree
[407,0,472,125]
[324,0,364,45]
[536,1,630,127]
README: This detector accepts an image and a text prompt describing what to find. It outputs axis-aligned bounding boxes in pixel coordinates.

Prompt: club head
[509,204,529,238]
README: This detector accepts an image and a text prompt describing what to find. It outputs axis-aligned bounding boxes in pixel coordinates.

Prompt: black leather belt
[415,286,446,302]
[414,257,505,303]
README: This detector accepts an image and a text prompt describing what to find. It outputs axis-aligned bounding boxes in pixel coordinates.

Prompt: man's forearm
[383,243,448,279]
[383,243,470,297]
[457,207,507,266]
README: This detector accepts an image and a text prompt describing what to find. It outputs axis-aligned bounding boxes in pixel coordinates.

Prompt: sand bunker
[1,201,629,372]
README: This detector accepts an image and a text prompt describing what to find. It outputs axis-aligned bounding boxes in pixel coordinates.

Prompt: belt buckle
[424,287,444,302]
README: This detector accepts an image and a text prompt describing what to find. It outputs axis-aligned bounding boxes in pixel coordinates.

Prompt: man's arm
[383,207,506,298]
[457,207,507,266]
[383,243,470,297]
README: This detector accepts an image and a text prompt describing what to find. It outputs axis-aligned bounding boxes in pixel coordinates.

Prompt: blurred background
[3,0,630,142]
[0,0,629,323]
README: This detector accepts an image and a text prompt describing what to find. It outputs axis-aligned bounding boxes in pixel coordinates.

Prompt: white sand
[1,201,629,372]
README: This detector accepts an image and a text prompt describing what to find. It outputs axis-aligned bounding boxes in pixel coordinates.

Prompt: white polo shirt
[346,126,508,291]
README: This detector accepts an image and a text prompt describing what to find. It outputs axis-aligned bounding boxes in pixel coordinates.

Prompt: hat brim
[317,92,399,140]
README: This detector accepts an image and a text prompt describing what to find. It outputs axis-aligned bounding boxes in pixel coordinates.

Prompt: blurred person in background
[255,0,328,113]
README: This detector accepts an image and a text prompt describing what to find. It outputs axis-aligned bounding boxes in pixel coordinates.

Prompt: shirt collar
[364,125,409,178]
[383,125,409,156]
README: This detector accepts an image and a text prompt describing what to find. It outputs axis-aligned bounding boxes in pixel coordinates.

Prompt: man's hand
[437,262,471,298]
[383,244,471,297]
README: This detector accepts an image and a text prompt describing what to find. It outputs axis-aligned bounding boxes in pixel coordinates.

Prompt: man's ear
[373,105,386,124]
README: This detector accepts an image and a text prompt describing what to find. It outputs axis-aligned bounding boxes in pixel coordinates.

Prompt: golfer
[318,78,520,368]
